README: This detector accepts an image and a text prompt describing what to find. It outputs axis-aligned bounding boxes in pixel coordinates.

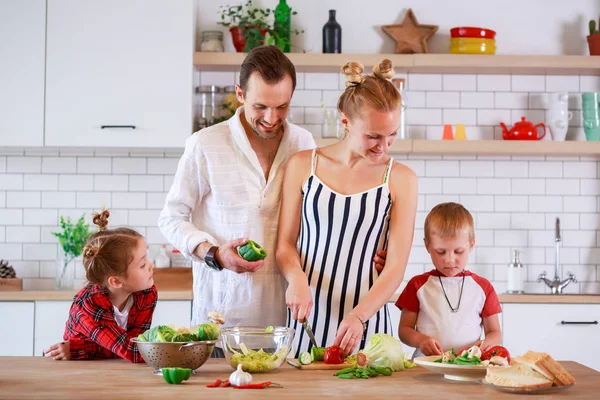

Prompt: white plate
[479,379,575,394]
[414,355,499,382]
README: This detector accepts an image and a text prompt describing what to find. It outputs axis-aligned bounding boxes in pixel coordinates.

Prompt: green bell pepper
[238,240,267,261]
[161,367,192,384]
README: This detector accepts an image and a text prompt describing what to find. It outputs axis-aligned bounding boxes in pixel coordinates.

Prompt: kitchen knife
[302,320,319,348]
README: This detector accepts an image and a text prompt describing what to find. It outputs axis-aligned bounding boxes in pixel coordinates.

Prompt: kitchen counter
[1,290,599,303]
[0,357,596,399]
[387,293,600,304]
[0,290,193,301]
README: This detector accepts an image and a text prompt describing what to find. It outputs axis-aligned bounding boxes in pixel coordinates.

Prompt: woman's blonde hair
[337,59,401,121]
[82,210,144,286]
[424,202,475,244]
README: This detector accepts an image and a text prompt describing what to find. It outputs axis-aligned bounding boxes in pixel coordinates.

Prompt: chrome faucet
[538,217,577,294]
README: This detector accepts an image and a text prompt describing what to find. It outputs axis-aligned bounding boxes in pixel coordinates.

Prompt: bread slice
[514,350,576,386]
[485,364,553,389]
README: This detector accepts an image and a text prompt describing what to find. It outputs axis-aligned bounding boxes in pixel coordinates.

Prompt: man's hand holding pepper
[216,238,265,273]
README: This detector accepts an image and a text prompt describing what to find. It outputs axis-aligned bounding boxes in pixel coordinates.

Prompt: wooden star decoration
[381,9,439,54]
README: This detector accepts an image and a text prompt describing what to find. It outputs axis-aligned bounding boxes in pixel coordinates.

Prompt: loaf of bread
[514,350,576,386]
[485,364,553,389]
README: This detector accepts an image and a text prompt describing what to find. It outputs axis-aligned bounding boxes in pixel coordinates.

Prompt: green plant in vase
[218,0,303,53]
[52,215,91,289]
[218,0,271,52]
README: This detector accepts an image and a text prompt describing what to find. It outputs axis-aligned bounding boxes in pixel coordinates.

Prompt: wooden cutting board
[287,359,354,370]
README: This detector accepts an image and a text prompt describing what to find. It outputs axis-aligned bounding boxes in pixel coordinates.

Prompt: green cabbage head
[359,333,414,372]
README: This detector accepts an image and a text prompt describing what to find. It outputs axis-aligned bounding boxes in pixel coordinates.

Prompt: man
[159,46,315,331]
[159,46,386,334]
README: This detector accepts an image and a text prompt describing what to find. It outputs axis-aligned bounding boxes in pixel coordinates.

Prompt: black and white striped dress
[288,149,394,358]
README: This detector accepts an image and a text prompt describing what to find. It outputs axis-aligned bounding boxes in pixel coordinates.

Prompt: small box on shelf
[0,278,23,291]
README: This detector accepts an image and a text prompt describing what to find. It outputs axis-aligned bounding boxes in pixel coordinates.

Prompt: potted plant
[218,0,303,52]
[52,215,91,290]
[588,17,600,56]
[218,0,271,52]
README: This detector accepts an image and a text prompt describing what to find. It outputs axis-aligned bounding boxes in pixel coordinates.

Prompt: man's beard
[251,120,283,140]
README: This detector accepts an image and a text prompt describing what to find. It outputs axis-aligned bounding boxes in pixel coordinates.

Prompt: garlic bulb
[229,364,252,386]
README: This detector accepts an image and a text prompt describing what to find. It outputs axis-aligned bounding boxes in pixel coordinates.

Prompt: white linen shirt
[158,107,316,327]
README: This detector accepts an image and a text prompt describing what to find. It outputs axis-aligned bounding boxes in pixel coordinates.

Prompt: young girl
[277,59,418,358]
[44,210,157,362]
[396,202,502,358]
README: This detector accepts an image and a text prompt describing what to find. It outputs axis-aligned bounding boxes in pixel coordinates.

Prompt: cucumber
[310,346,326,362]
[298,351,312,365]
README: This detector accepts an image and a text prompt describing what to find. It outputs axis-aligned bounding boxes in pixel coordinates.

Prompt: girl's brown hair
[337,59,401,121]
[82,210,143,286]
[424,202,475,244]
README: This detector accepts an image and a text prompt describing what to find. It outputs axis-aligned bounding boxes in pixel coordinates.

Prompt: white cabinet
[0,0,46,146]
[45,0,194,148]
[503,303,600,371]
[34,301,72,357]
[0,302,35,356]
[152,300,192,327]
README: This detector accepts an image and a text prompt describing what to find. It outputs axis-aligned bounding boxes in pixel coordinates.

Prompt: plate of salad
[414,345,510,382]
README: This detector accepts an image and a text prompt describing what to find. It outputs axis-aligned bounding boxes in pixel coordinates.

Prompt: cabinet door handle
[100,125,136,129]
[560,320,598,325]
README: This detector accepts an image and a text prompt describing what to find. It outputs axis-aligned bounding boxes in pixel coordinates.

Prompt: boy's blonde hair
[424,202,475,244]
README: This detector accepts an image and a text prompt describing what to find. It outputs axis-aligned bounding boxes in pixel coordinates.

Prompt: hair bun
[341,61,365,88]
[372,59,395,80]
[93,209,110,231]
[83,245,98,259]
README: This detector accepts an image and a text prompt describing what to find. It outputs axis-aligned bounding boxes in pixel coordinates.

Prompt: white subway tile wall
[1,72,600,294]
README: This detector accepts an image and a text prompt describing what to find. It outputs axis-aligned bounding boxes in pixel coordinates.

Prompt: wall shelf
[314,139,600,156]
[194,52,600,75]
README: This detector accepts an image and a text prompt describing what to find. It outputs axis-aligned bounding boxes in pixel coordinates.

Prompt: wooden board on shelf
[0,278,23,291]
[411,139,600,156]
[152,267,192,291]
[194,52,600,75]
[287,359,354,370]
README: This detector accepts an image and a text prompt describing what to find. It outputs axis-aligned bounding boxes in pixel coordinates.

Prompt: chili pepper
[233,382,272,389]
[206,379,223,388]
[223,380,231,387]
[238,240,267,261]
[161,367,192,384]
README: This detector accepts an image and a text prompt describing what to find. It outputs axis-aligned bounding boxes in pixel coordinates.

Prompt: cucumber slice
[298,352,312,365]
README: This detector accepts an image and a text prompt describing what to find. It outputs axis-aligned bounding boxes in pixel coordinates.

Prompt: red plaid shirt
[64,284,158,363]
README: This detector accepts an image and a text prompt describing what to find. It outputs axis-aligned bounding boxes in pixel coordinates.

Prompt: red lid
[171,249,181,253]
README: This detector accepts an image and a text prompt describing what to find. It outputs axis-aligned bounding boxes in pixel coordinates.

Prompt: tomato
[481,346,510,362]
[323,345,344,364]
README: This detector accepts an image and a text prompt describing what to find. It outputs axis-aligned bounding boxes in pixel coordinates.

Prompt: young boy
[396,202,502,358]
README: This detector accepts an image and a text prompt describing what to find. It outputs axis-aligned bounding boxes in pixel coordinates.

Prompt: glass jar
[200,31,224,52]
[392,78,408,140]
[195,85,222,130]
[221,85,241,120]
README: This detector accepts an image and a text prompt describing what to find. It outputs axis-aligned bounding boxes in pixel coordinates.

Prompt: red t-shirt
[396,269,501,356]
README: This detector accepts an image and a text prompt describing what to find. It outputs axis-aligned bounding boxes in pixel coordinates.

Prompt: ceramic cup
[584,119,600,141]
[582,93,600,118]
[548,92,569,110]
[548,109,572,141]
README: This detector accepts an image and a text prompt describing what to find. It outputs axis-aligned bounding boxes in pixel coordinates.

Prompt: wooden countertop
[0,357,595,399]
[386,293,600,304]
[0,290,193,301]
[1,290,599,303]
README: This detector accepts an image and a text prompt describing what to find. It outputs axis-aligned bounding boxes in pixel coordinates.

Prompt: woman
[276,59,418,358]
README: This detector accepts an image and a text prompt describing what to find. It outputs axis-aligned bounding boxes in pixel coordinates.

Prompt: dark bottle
[322,10,341,53]
[274,0,291,52]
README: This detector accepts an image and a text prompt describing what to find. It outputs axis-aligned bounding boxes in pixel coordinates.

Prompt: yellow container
[450,38,496,54]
